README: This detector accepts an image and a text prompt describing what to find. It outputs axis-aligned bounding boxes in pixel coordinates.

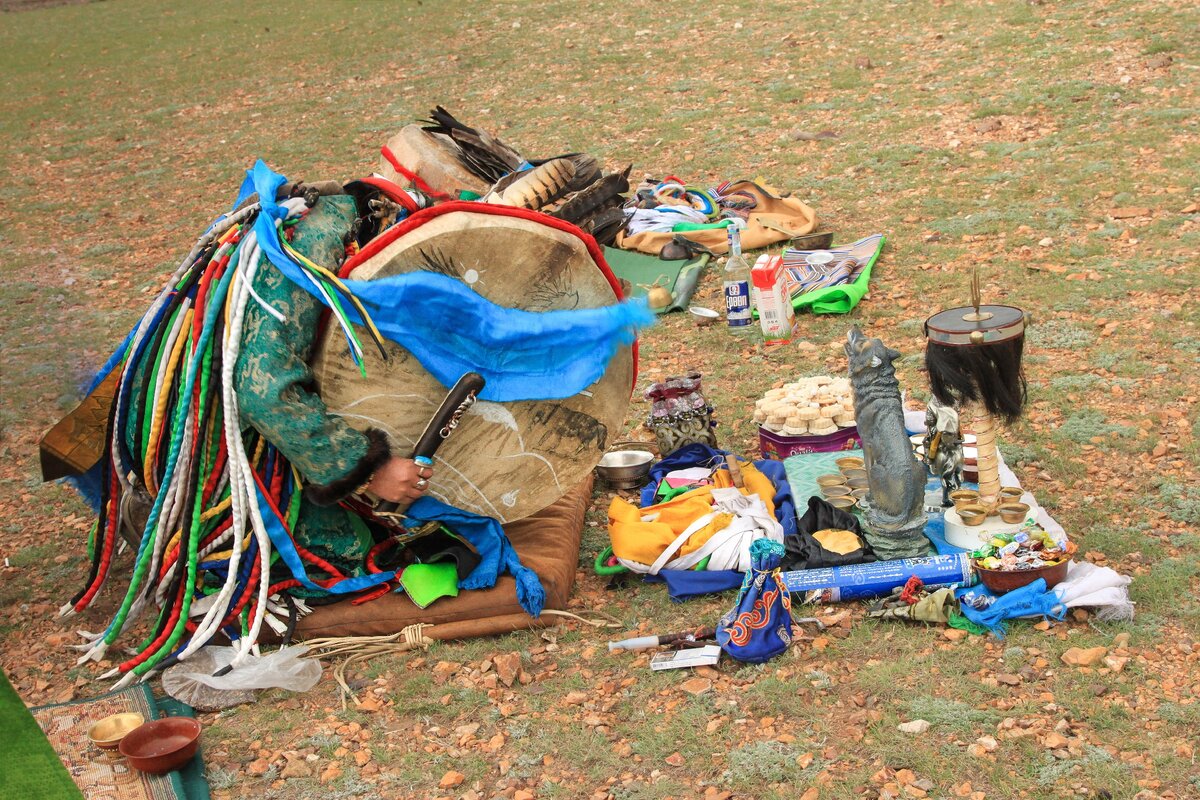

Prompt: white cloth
[1052,561,1134,621]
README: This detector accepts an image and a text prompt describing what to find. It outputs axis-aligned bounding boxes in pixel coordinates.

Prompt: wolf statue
[845,327,929,559]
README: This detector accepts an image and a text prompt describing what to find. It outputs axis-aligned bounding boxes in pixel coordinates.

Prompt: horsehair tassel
[94,252,239,656]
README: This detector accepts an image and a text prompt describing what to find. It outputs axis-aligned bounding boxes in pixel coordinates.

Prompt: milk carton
[751,254,796,344]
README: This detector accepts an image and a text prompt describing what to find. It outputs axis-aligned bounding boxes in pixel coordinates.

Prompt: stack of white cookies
[754,376,856,437]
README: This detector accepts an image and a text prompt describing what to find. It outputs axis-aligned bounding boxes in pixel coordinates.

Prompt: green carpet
[604,246,709,313]
[1,668,84,800]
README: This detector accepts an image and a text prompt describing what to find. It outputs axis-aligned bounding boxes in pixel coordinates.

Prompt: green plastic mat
[2,668,83,800]
[604,245,709,313]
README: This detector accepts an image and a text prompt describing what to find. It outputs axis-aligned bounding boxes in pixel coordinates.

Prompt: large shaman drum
[311,205,634,523]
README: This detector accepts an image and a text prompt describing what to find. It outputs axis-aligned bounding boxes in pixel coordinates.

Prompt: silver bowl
[595,450,655,489]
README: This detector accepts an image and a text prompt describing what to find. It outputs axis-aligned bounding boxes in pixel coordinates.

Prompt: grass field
[1,1,1198,798]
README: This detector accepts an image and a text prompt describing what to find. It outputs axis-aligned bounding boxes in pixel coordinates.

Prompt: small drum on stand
[924,274,1031,549]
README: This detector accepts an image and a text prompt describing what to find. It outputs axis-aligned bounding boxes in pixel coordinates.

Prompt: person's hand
[365,457,434,505]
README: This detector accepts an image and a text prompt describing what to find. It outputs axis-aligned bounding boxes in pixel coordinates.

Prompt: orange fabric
[607,461,777,566]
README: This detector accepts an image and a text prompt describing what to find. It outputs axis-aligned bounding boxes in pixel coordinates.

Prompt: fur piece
[554,165,631,224]
[304,427,391,506]
[421,106,524,184]
[485,158,576,210]
[925,335,1026,424]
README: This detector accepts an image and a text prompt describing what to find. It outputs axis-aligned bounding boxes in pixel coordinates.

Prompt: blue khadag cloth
[241,160,654,403]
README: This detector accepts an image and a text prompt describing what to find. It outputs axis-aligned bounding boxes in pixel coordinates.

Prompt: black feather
[421,106,523,184]
[554,165,631,224]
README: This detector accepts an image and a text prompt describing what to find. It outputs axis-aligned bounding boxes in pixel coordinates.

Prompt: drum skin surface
[311,209,633,523]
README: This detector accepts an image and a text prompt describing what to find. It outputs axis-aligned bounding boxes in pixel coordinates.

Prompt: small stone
[665,752,685,767]
[1061,646,1108,667]
[319,763,342,784]
[897,719,931,734]
[975,735,999,752]
[1038,237,1054,247]
[439,770,465,789]
[513,791,535,800]
[246,758,270,776]
[681,677,712,696]
[995,673,1022,686]
[1043,732,1069,749]
[280,758,312,779]
[1103,655,1129,673]
[942,628,968,642]
[1113,632,1130,648]
[493,653,521,688]
[1110,206,1150,219]
[564,690,588,705]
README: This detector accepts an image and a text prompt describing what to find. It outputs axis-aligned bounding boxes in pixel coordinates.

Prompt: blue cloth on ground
[954,578,1065,637]
[405,496,545,616]
[239,160,654,402]
[643,569,744,601]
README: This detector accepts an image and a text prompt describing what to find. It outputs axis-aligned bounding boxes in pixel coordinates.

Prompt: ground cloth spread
[29,682,208,800]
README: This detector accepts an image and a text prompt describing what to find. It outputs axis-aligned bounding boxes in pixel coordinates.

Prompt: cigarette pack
[649,645,722,671]
[751,254,796,344]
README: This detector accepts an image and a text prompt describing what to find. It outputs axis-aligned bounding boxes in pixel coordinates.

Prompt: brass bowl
[817,474,847,488]
[827,496,857,510]
[845,477,868,490]
[834,456,864,471]
[997,502,1031,524]
[949,488,979,505]
[88,712,145,751]
[957,503,989,526]
[998,486,1024,500]
[821,485,852,498]
[841,468,868,481]
[851,487,869,500]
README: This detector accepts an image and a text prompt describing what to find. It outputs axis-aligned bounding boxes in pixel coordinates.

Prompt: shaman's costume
[50,159,649,686]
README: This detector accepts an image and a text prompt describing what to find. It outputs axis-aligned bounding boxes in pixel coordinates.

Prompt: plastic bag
[716,538,794,663]
[163,646,322,710]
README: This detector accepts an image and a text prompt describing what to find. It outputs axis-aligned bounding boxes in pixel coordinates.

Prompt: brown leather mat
[294,476,592,641]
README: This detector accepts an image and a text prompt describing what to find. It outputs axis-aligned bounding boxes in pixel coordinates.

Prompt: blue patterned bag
[716,539,794,663]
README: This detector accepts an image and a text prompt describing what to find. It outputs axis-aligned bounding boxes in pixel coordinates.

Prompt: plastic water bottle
[723,226,754,332]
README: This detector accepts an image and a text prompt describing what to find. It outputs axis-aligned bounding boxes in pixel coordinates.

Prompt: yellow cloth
[813,528,862,555]
[607,462,777,567]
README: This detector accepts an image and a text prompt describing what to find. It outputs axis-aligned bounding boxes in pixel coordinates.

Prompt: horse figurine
[923,397,963,507]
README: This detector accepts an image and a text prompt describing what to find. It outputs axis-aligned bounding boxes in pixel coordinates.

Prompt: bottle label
[724,280,752,326]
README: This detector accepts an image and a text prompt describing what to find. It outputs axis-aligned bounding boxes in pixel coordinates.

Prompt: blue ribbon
[236,160,654,402]
[253,481,395,594]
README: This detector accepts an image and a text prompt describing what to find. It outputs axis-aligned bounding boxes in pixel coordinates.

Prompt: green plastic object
[399,562,460,609]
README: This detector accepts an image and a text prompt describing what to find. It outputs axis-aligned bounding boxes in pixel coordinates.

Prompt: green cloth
[603,245,709,313]
[782,449,866,506]
[234,196,375,574]
[2,669,83,800]
[400,562,460,608]
[791,234,886,315]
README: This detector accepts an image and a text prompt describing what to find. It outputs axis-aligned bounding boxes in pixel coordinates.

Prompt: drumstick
[374,372,485,518]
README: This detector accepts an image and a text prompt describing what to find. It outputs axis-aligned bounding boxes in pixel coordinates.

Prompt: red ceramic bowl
[119,717,201,774]
[975,558,1069,595]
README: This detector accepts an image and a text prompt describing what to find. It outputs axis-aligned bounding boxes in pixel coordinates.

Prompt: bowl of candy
[972,524,1075,594]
